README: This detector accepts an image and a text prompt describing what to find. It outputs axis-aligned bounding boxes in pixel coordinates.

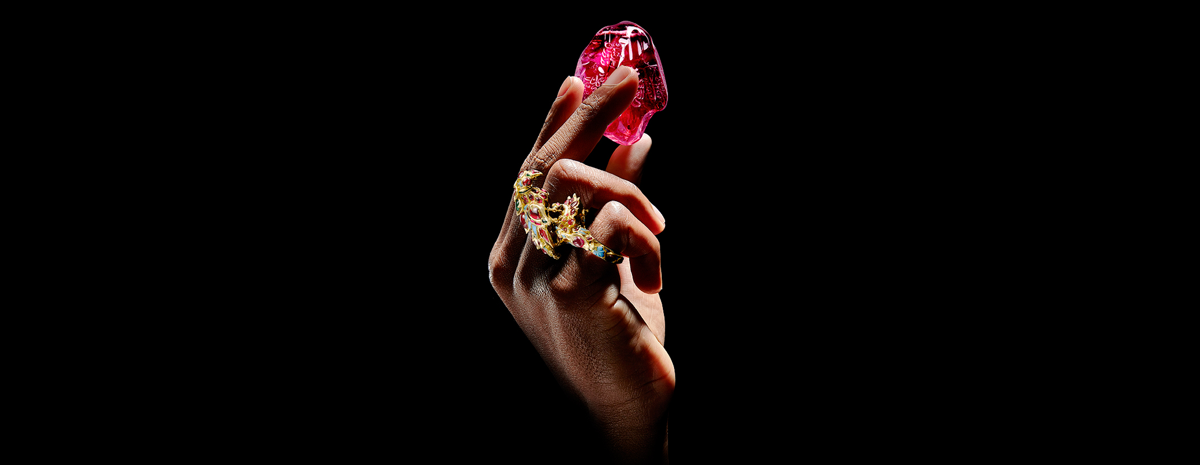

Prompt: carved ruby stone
[574,21,667,145]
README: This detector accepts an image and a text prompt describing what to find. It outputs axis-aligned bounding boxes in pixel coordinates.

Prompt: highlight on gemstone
[574,21,667,145]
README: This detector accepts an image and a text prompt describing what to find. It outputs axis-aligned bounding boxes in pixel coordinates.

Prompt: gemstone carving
[574,21,667,145]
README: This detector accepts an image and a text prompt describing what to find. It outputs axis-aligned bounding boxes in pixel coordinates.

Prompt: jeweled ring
[512,170,624,264]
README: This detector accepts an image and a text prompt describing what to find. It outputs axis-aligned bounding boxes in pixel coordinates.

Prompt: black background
[72,6,1037,462]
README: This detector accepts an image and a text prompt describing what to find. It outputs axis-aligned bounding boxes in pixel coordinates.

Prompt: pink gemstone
[575,21,667,145]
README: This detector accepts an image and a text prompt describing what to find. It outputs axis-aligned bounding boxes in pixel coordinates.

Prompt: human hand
[489,65,672,463]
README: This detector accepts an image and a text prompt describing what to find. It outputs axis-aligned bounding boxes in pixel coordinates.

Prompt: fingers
[530,76,583,157]
[544,160,665,235]
[522,66,639,174]
[517,161,664,294]
[606,133,652,185]
[588,201,663,294]
[496,69,644,296]
[493,77,587,289]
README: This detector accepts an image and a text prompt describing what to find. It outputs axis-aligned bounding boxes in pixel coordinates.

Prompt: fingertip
[563,76,583,97]
[618,66,639,92]
[597,66,639,103]
[553,77,583,108]
[528,77,586,162]
[556,76,573,98]
[603,65,637,87]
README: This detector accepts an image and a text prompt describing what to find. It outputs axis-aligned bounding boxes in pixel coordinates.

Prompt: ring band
[512,170,624,264]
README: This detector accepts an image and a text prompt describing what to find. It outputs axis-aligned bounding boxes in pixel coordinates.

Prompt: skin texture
[489,66,672,464]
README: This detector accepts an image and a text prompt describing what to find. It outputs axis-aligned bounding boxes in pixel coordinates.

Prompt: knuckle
[526,148,554,173]
[597,200,628,223]
[545,159,589,194]
[545,257,593,308]
[548,158,582,179]
[488,249,515,292]
[548,270,576,303]
[593,201,658,257]
[591,201,629,247]
[527,141,568,174]
[515,252,544,290]
[576,99,602,122]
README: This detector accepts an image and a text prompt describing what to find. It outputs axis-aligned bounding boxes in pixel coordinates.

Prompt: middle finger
[521,65,640,175]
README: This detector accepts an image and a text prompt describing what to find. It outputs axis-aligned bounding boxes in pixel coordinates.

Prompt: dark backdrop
[121,7,1022,462]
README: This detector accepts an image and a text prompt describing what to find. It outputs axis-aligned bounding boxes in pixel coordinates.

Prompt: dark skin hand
[489,65,672,464]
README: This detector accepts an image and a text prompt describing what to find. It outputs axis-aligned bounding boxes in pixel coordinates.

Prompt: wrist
[590,399,670,464]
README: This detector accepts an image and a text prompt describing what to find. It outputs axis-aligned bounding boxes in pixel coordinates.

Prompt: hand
[489,66,672,463]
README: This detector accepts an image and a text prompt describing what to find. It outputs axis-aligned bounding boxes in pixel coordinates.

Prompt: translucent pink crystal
[575,21,667,145]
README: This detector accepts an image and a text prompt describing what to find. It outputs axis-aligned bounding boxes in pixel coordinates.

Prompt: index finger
[521,65,639,174]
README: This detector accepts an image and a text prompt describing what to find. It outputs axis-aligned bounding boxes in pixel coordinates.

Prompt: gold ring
[512,170,624,264]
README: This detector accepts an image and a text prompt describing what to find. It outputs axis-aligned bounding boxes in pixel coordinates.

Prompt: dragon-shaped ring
[512,170,623,264]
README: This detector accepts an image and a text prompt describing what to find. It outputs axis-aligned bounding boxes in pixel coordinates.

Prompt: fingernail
[556,76,574,98]
[603,66,634,86]
[652,203,665,225]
